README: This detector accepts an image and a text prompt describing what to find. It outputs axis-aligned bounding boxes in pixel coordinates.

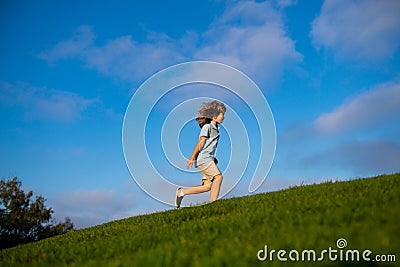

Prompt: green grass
[1,174,399,267]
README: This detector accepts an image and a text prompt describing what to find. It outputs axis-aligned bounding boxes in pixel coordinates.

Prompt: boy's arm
[186,136,206,168]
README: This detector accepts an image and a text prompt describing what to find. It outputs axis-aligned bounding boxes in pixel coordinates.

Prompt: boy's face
[215,112,225,124]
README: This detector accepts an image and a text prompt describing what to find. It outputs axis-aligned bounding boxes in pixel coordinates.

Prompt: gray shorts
[196,161,221,182]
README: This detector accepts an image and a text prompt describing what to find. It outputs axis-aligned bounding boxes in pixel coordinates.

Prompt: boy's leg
[210,174,223,202]
[182,181,212,195]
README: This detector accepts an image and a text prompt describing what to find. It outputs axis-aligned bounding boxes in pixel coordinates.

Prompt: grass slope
[1,174,399,267]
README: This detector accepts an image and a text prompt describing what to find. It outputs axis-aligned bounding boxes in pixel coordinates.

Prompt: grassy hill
[1,174,399,266]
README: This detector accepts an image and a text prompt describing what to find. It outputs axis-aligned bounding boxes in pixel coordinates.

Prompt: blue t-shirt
[195,122,220,167]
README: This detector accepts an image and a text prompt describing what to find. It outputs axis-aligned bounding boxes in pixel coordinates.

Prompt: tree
[0,177,74,249]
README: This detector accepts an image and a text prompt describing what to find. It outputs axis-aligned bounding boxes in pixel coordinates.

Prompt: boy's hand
[186,136,205,169]
[186,159,194,168]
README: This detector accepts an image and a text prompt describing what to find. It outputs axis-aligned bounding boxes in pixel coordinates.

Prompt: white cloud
[39,1,302,86]
[313,81,400,135]
[39,26,187,83]
[84,35,186,82]
[38,25,95,63]
[275,0,298,8]
[196,0,302,85]
[279,79,400,180]
[0,81,99,122]
[300,139,400,177]
[51,187,170,229]
[52,189,136,228]
[311,0,400,62]
[56,189,128,212]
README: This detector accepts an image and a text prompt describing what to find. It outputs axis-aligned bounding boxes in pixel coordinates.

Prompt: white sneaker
[175,188,184,208]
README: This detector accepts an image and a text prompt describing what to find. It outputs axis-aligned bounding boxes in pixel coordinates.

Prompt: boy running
[175,100,226,208]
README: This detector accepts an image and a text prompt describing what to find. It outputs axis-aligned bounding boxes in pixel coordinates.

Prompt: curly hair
[195,100,226,128]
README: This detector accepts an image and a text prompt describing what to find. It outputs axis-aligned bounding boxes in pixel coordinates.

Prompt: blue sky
[1,0,399,229]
